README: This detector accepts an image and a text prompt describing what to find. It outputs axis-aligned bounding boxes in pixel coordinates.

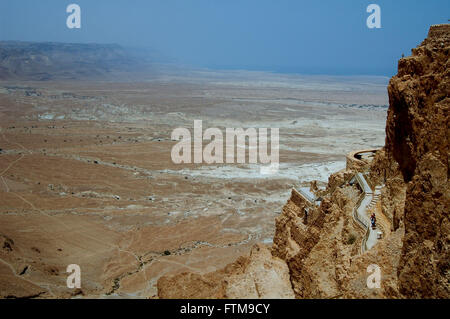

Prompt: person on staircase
[370,213,376,229]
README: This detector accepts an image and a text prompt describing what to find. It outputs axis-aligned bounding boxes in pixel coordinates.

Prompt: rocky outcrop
[1,234,14,252]
[157,244,295,299]
[369,149,406,230]
[156,25,449,299]
[385,24,449,298]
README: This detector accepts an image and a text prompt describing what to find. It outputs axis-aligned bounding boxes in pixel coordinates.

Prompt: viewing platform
[346,149,378,172]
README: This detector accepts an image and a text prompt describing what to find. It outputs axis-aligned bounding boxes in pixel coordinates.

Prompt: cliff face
[271,185,363,298]
[270,170,403,298]
[386,24,450,298]
[156,25,449,299]
[157,244,295,299]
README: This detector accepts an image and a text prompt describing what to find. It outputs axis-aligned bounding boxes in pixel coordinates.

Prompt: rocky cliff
[386,24,449,298]
[156,25,449,299]
[157,244,295,299]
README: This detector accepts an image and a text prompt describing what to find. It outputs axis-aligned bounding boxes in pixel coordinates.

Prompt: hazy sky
[1,0,449,76]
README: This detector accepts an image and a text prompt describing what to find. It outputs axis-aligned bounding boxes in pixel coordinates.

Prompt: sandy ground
[0,70,388,298]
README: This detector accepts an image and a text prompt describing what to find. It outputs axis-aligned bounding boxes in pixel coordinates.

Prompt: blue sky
[1,0,449,76]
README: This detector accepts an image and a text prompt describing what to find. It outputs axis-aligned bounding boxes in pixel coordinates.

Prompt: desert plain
[0,70,389,298]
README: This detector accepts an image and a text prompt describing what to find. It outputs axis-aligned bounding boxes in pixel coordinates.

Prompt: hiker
[370,213,376,229]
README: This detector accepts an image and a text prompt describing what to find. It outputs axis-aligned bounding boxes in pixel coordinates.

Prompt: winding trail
[352,173,380,253]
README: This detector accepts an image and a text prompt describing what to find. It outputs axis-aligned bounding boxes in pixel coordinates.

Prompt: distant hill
[0,41,146,80]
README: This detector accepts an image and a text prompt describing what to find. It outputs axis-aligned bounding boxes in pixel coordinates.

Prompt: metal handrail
[352,192,368,228]
[355,172,373,194]
[351,173,374,253]
[361,220,371,253]
[352,193,371,253]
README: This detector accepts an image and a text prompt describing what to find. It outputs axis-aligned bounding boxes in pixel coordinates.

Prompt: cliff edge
[386,24,449,298]
[156,25,449,299]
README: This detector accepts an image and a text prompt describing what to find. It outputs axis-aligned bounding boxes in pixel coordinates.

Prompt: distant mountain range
[0,41,149,80]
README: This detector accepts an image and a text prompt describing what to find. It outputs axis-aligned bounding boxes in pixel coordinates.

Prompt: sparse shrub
[347,234,357,245]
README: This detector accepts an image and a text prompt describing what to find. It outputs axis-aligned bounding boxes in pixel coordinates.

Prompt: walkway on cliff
[352,173,380,252]
[298,187,316,204]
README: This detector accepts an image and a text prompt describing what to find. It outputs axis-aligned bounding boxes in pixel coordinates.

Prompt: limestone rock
[386,24,449,298]
[157,244,294,299]
[156,25,449,299]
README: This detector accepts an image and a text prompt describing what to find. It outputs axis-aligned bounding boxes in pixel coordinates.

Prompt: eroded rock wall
[157,244,295,299]
[386,24,450,298]
[156,25,449,299]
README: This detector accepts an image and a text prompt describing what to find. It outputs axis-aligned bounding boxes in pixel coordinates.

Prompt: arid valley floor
[0,71,389,298]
